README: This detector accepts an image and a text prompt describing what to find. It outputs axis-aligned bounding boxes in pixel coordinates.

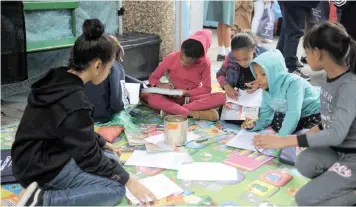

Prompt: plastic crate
[117,32,161,80]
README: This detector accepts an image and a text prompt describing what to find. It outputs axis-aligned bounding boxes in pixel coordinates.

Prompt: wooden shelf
[27,37,77,52]
[23,1,78,10]
[23,1,78,52]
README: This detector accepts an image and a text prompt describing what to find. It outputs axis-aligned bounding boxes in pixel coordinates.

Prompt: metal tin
[164,115,188,147]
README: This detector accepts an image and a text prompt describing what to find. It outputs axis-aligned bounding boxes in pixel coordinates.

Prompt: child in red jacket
[143,30,225,121]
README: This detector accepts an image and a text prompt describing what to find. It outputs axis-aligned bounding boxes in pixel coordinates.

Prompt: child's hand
[242,119,255,129]
[245,81,259,94]
[126,176,157,205]
[224,85,239,99]
[104,142,121,156]
[156,83,174,89]
[253,134,286,149]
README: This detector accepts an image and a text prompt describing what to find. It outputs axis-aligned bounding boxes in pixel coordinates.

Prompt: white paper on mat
[141,87,183,96]
[124,150,186,170]
[177,162,238,181]
[226,129,259,152]
[226,89,263,107]
[145,134,173,150]
[145,132,201,145]
[187,132,201,142]
[125,174,183,204]
[125,83,141,105]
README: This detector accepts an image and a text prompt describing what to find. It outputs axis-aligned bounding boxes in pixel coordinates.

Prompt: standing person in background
[206,0,235,61]
[232,0,253,35]
[251,0,275,43]
[333,0,356,41]
[277,1,319,80]
[251,0,265,34]
[300,1,330,64]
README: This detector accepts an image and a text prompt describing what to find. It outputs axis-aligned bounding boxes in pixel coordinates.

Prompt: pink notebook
[223,150,273,171]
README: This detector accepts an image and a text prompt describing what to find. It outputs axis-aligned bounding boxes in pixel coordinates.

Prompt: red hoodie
[149,30,212,97]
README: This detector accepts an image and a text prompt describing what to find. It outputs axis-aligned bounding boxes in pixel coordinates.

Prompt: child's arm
[59,109,130,185]
[109,61,126,113]
[188,60,212,96]
[298,84,356,147]
[249,92,274,131]
[216,55,230,89]
[148,55,171,87]
[277,81,304,136]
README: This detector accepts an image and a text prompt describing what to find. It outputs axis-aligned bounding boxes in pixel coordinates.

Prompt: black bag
[256,3,275,40]
[1,149,17,184]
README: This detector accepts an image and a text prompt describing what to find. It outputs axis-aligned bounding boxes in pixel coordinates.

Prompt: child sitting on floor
[242,49,321,136]
[216,31,268,100]
[13,19,155,206]
[252,22,356,206]
[84,36,143,123]
[142,30,225,121]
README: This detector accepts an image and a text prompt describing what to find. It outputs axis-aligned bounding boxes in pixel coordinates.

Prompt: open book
[141,87,183,96]
[220,89,262,121]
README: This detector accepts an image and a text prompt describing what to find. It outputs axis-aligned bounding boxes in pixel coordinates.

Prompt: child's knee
[214,92,226,105]
[105,183,126,205]
[146,94,164,107]
[295,149,321,178]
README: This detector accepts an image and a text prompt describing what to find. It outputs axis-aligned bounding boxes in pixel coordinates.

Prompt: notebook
[223,150,273,171]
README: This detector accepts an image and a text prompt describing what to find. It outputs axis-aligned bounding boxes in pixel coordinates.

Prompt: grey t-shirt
[298,71,356,150]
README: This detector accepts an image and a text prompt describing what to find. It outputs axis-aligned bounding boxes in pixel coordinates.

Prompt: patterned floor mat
[0,69,309,206]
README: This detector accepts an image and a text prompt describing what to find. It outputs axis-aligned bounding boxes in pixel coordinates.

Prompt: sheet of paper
[187,132,201,142]
[226,129,259,152]
[145,134,174,150]
[141,87,183,96]
[125,83,141,105]
[226,89,263,107]
[177,162,238,181]
[124,150,185,170]
[145,132,201,145]
[126,174,183,204]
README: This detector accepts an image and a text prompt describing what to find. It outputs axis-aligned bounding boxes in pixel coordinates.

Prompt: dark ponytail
[303,22,356,74]
[69,18,116,71]
[231,30,260,50]
[348,39,356,74]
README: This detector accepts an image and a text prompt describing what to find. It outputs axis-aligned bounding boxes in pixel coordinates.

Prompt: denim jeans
[276,2,310,71]
[42,151,126,206]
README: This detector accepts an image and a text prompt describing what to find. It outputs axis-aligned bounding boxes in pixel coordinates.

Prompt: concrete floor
[206,29,326,87]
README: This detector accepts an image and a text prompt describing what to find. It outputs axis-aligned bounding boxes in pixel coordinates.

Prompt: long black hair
[69,18,116,71]
[303,22,356,74]
[231,30,260,50]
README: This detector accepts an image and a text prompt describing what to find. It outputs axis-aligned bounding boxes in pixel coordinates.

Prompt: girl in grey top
[252,22,356,206]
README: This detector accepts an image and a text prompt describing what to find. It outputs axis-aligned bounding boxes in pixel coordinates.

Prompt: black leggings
[271,112,321,134]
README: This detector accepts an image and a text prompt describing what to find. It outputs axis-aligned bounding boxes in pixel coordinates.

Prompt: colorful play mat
[1,69,309,206]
